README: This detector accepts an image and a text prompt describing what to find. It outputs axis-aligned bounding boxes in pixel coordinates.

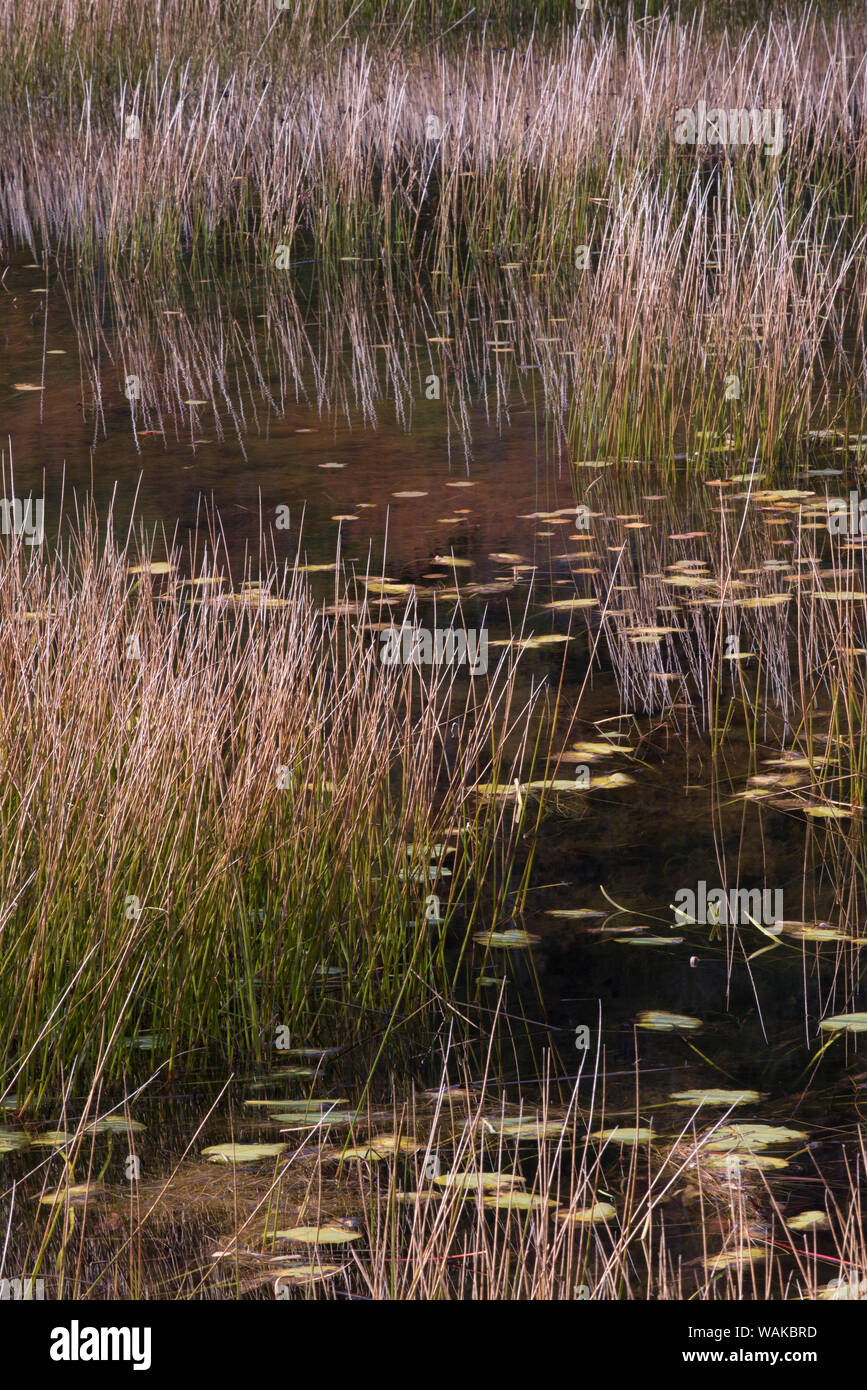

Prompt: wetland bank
[2,0,867,1305]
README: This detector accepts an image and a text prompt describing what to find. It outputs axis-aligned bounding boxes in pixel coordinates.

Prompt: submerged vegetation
[2,0,867,1307]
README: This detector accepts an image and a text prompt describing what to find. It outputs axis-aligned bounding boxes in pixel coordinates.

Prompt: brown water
[2,249,866,1300]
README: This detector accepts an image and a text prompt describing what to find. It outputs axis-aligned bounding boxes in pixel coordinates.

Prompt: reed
[0,498,539,1102]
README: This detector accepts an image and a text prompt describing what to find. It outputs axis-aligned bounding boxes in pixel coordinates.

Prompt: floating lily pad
[786,1210,829,1232]
[341,1135,421,1160]
[616,935,684,946]
[591,1127,653,1145]
[558,1202,617,1223]
[32,1131,75,1147]
[820,1012,867,1034]
[249,1069,316,1082]
[544,598,599,611]
[635,1010,702,1031]
[39,1183,104,1206]
[274,1111,358,1128]
[275,1225,360,1244]
[394,1190,446,1203]
[473,930,540,948]
[201,1143,288,1163]
[545,908,605,920]
[703,1152,789,1174]
[482,1192,554,1211]
[0,1129,29,1153]
[86,1116,146,1133]
[704,1247,766,1272]
[781,923,853,942]
[433,1171,526,1192]
[702,1124,806,1152]
[669,1089,763,1107]
[273,1264,346,1285]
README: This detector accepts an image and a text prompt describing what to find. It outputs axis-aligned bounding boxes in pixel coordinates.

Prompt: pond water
[2,249,866,1302]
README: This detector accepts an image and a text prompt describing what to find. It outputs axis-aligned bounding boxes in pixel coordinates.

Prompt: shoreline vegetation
[2,1,867,1304]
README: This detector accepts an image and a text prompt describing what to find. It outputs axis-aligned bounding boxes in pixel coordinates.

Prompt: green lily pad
[125,1034,164,1050]
[0,1129,29,1153]
[702,1124,806,1152]
[86,1116,146,1134]
[340,1134,421,1160]
[703,1152,789,1174]
[275,1225,360,1244]
[273,1114,358,1130]
[781,923,853,942]
[591,1127,653,1145]
[558,1202,617,1223]
[273,1264,346,1285]
[616,935,685,946]
[820,1012,867,1033]
[704,1247,766,1272]
[786,1210,829,1232]
[249,1068,316,1082]
[635,1010,702,1031]
[482,1192,554,1211]
[473,930,540,948]
[433,1171,526,1192]
[544,909,606,920]
[39,1183,105,1206]
[201,1143,288,1163]
[669,1089,763,1107]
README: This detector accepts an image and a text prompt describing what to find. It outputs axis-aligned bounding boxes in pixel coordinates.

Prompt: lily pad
[545,909,605,920]
[473,930,540,948]
[702,1124,806,1152]
[591,1127,653,1145]
[635,1010,702,1031]
[482,1192,554,1211]
[273,1264,346,1286]
[781,923,852,942]
[616,935,684,946]
[0,1129,29,1153]
[558,1202,617,1223]
[433,1171,526,1192]
[702,1152,789,1174]
[201,1143,288,1163]
[820,1012,867,1033]
[275,1225,360,1245]
[39,1183,105,1206]
[341,1135,421,1160]
[669,1089,763,1107]
[704,1247,766,1272]
[786,1211,829,1232]
[86,1116,146,1134]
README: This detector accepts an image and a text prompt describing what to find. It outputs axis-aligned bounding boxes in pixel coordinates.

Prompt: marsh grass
[0,496,545,1102]
[4,1034,864,1301]
[3,5,867,464]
